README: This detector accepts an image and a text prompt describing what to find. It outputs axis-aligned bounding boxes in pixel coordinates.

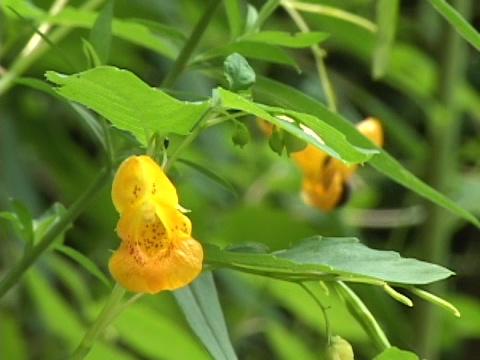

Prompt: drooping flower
[109,155,203,294]
[258,117,384,211]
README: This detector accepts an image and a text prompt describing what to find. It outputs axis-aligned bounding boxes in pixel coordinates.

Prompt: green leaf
[89,0,114,65]
[0,199,34,246]
[46,66,211,142]
[195,41,301,72]
[254,76,480,227]
[205,236,454,285]
[427,0,480,52]
[224,53,256,92]
[372,0,399,79]
[374,347,419,360]
[242,31,329,48]
[217,87,375,164]
[173,272,237,360]
[33,203,68,247]
[223,0,246,39]
[55,245,111,288]
[49,8,177,58]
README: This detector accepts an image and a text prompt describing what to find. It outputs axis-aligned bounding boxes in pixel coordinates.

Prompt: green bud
[283,131,308,154]
[326,336,354,360]
[232,121,250,148]
[224,53,256,92]
[268,127,284,156]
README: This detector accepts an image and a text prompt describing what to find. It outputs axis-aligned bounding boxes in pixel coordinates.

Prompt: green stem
[71,283,127,360]
[415,0,469,358]
[0,0,105,96]
[161,0,221,88]
[282,4,337,112]
[299,282,332,345]
[163,105,217,172]
[0,168,111,299]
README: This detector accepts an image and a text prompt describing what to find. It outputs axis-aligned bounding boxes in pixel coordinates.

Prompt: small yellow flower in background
[258,117,384,211]
[109,155,203,294]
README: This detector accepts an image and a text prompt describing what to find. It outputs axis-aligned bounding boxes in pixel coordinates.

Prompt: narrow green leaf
[253,0,281,31]
[254,76,480,227]
[173,272,237,360]
[82,39,103,68]
[374,347,419,360]
[427,0,480,51]
[242,31,329,48]
[1,0,45,18]
[217,87,375,164]
[223,0,246,39]
[46,66,211,142]
[177,158,238,196]
[205,236,454,285]
[55,245,111,288]
[49,8,177,58]
[195,41,301,72]
[89,0,114,65]
[373,0,399,79]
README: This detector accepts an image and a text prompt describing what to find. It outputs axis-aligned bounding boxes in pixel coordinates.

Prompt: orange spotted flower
[259,117,384,211]
[109,155,203,294]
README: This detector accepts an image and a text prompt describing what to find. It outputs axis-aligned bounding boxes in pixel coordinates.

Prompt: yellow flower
[109,155,203,294]
[258,117,384,211]
[293,118,383,210]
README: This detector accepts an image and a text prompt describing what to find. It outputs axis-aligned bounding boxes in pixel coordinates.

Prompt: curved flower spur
[109,155,203,294]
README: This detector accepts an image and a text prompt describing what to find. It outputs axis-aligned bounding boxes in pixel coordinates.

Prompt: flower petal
[109,232,203,294]
[112,155,178,213]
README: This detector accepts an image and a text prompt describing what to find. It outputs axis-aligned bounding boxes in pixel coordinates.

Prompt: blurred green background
[1,0,480,359]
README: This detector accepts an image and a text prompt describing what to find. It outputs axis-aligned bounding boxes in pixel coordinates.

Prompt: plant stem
[0,168,111,299]
[0,0,105,96]
[161,0,221,88]
[299,282,332,345]
[282,4,337,112]
[163,105,217,172]
[71,283,127,360]
[414,0,469,358]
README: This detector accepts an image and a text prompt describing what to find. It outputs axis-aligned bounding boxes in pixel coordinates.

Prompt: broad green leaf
[195,41,300,71]
[427,0,480,52]
[55,245,111,288]
[46,66,211,142]
[254,76,480,227]
[49,8,177,58]
[88,0,114,65]
[205,236,454,285]
[217,87,375,164]
[223,0,246,39]
[374,347,419,360]
[373,0,399,79]
[173,272,237,360]
[242,31,329,48]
